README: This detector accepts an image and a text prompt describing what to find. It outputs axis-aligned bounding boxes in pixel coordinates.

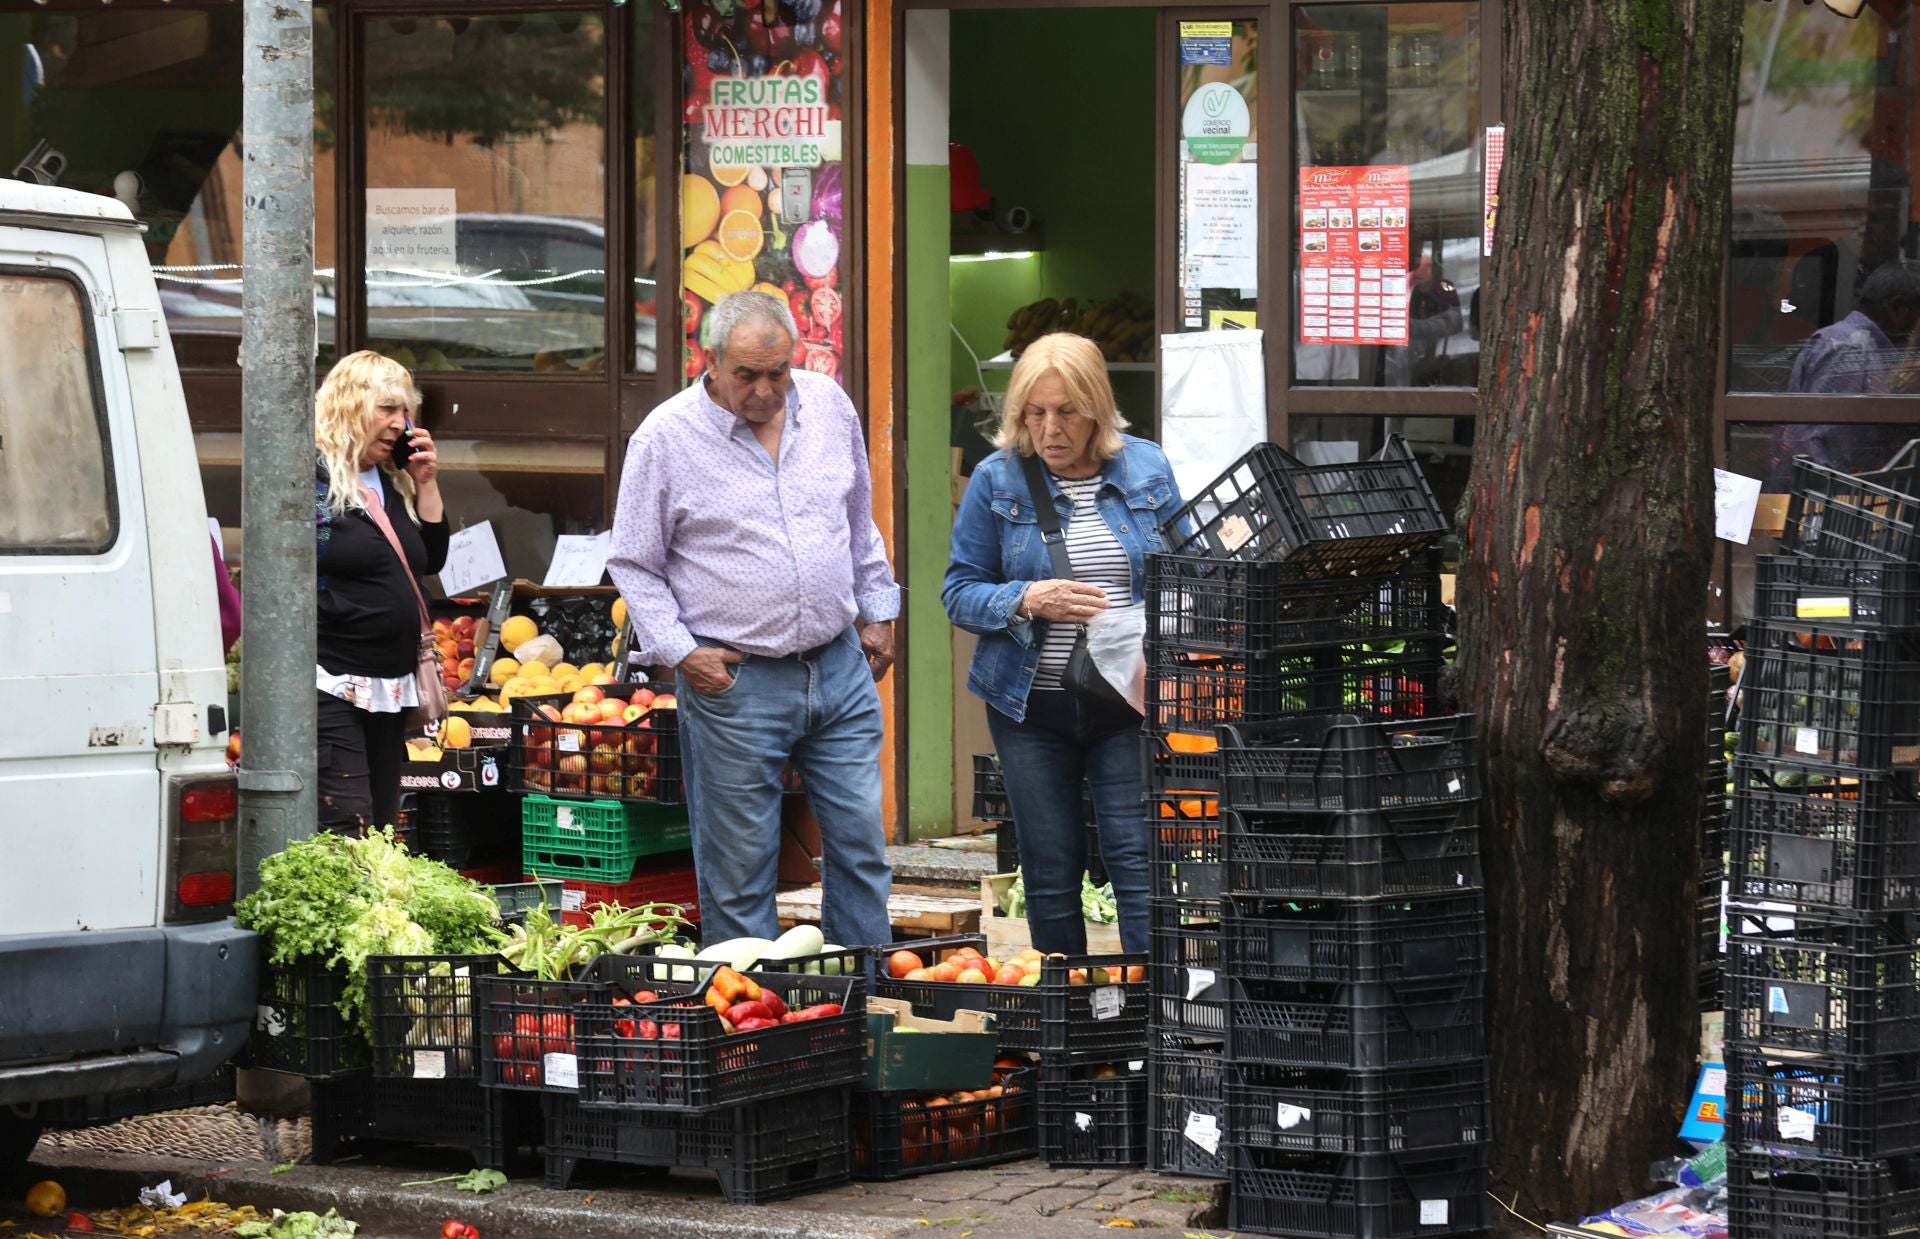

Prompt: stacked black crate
[1140,439,1490,1236]
[1701,662,1732,1014]
[1726,451,1920,1238]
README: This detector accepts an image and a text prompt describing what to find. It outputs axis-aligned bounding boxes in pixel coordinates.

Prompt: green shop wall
[905,158,953,840]
[947,8,1157,399]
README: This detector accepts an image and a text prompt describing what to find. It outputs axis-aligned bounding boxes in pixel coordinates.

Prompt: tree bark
[1458,2,1741,1231]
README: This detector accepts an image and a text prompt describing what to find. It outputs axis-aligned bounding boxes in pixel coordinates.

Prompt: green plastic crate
[521,794,693,881]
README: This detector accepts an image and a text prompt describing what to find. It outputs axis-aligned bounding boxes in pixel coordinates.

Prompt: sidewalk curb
[29,1150,923,1239]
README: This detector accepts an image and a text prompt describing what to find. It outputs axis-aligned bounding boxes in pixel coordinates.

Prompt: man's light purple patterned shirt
[608,369,900,668]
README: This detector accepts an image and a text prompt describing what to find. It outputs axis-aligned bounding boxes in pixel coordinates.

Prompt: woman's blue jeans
[986,688,1150,954]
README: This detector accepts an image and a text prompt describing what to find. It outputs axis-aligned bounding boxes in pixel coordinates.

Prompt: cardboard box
[979,873,1123,958]
[864,996,999,1092]
[1753,493,1791,538]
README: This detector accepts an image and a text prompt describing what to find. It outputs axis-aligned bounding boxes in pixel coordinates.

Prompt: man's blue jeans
[986,688,1150,954]
[675,627,894,948]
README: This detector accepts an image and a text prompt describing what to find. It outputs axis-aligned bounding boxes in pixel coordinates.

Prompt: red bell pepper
[758,990,788,1019]
[725,1000,773,1025]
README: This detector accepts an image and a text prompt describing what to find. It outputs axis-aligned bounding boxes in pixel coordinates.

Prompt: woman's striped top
[1034,474,1132,689]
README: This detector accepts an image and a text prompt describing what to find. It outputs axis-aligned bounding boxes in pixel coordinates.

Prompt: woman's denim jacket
[942,434,1183,722]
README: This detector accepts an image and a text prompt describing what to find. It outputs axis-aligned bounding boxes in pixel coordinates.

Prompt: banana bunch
[1004,291,1156,362]
[685,240,756,305]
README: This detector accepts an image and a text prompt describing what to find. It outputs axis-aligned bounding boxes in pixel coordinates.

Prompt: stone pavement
[20,1142,1227,1239]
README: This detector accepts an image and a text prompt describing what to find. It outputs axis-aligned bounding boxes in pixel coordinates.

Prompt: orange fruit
[711,163,749,188]
[719,184,762,221]
[716,208,765,262]
[682,174,721,248]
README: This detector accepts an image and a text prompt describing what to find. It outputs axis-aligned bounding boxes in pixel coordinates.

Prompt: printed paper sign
[1713,468,1763,545]
[542,1052,578,1089]
[438,521,507,597]
[412,1050,446,1080]
[544,531,614,588]
[366,188,457,270]
[1183,1111,1222,1154]
[1483,125,1505,258]
[1180,21,1233,65]
[702,76,842,170]
[1091,986,1124,1021]
[1299,166,1411,347]
[1184,162,1260,291]
[1182,81,1251,165]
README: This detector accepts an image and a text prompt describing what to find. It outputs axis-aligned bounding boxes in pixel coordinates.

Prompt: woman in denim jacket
[943,333,1182,953]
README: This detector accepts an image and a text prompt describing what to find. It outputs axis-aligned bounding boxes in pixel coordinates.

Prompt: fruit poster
[1297,165,1411,347]
[681,0,848,389]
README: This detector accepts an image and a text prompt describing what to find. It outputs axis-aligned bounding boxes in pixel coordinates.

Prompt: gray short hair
[1860,259,1920,314]
[708,291,797,361]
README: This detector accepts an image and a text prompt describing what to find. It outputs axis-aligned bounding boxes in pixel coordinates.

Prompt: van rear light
[167,773,239,923]
[177,870,236,906]
[181,784,238,822]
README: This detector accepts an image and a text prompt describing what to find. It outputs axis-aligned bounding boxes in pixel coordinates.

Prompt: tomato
[65,1216,93,1233]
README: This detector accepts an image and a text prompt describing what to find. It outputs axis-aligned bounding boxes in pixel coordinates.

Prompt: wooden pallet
[776,885,980,938]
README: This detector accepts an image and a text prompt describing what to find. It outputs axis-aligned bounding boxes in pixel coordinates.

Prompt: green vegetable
[400,1168,507,1194]
[234,1208,358,1237]
[1081,875,1117,925]
[495,897,688,981]
[234,827,502,1035]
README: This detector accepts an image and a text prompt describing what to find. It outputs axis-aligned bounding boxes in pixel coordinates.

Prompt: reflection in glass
[0,9,336,368]
[1290,415,1473,545]
[1731,2,1919,393]
[362,14,609,375]
[1291,4,1480,389]
[633,7,659,376]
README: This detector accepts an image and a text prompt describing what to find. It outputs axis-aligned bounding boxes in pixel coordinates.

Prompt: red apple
[633,688,656,709]
[652,694,677,710]
[451,615,476,638]
[573,686,606,706]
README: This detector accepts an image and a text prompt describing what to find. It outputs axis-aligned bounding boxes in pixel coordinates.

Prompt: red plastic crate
[548,857,699,928]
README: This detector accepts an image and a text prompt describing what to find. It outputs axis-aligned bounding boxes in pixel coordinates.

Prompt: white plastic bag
[1086,603,1146,714]
[1159,329,1267,500]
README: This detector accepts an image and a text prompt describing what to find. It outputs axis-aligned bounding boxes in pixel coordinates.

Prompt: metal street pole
[237,0,317,891]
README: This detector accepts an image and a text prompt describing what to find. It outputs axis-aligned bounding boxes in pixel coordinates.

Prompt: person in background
[1787,258,1920,395]
[942,332,1181,955]
[608,290,898,949]
[313,350,446,832]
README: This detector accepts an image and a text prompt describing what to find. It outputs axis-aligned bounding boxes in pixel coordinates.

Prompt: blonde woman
[313,350,446,831]
[942,332,1182,953]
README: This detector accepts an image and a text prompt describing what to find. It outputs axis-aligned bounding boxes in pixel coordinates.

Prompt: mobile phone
[393,418,418,468]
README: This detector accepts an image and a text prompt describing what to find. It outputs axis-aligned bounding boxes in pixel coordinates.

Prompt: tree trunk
[1457,2,1741,1231]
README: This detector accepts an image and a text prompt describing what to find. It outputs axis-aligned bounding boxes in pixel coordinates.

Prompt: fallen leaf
[1105,1222,1136,1230]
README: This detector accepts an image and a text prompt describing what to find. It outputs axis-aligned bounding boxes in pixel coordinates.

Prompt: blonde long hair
[315,350,422,521]
[992,332,1129,461]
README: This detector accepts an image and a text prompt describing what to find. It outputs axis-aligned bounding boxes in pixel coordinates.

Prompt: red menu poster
[1298,165,1411,347]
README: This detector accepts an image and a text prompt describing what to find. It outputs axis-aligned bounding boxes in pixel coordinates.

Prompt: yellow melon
[683,174,721,248]
[499,615,539,651]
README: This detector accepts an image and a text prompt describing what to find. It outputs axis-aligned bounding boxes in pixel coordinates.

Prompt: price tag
[1778,1108,1818,1142]
[542,531,613,588]
[1216,514,1255,553]
[412,1050,446,1080]
[1090,986,1124,1021]
[1183,1111,1221,1155]
[1797,596,1852,620]
[561,888,586,912]
[1185,967,1217,1001]
[1419,1201,1449,1225]
[542,1052,579,1089]
[1446,777,1463,795]
[1275,1102,1311,1130]
[1795,726,1821,756]
[1074,1111,1094,1132]
[557,731,581,753]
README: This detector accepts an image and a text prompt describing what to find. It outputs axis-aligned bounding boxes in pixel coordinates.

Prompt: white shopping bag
[1159,330,1268,500]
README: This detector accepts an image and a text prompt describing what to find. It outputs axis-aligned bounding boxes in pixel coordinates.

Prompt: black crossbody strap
[1020,452,1076,583]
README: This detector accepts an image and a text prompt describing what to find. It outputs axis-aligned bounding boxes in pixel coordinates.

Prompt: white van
[0,180,257,1168]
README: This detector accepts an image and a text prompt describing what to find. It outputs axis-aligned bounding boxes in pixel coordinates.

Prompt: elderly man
[609,291,897,947]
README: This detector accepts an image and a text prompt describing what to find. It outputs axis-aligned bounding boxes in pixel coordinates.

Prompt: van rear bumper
[0,921,258,1106]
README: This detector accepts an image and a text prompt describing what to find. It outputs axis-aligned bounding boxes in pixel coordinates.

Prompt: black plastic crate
[1727,1150,1920,1239]
[247,955,370,1079]
[368,954,520,1081]
[1039,1061,1148,1168]
[1220,893,1487,987]
[1755,553,1920,633]
[1220,712,1479,814]
[1148,899,1229,1039]
[368,1076,542,1170]
[973,752,1011,822]
[1144,727,1224,794]
[1222,802,1481,901]
[413,790,520,870]
[1229,1144,1490,1239]
[1728,1048,1920,1160]
[1729,761,1920,918]
[851,1067,1037,1180]
[1163,437,1448,576]
[475,971,610,1092]
[1783,448,1920,565]
[1147,1035,1228,1180]
[307,1070,376,1165]
[1227,1062,1490,1156]
[1147,641,1448,733]
[542,1086,852,1203]
[1725,909,1920,1058]
[574,972,865,1113]
[491,878,564,926]
[1738,621,1920,771]
[1145,552,1446,657]
[1150,806,1220,901]
[509,683,685,804]
[1698,892,1725,1014]
[1226,976,1486,1071]
[874,935,1148,1058]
